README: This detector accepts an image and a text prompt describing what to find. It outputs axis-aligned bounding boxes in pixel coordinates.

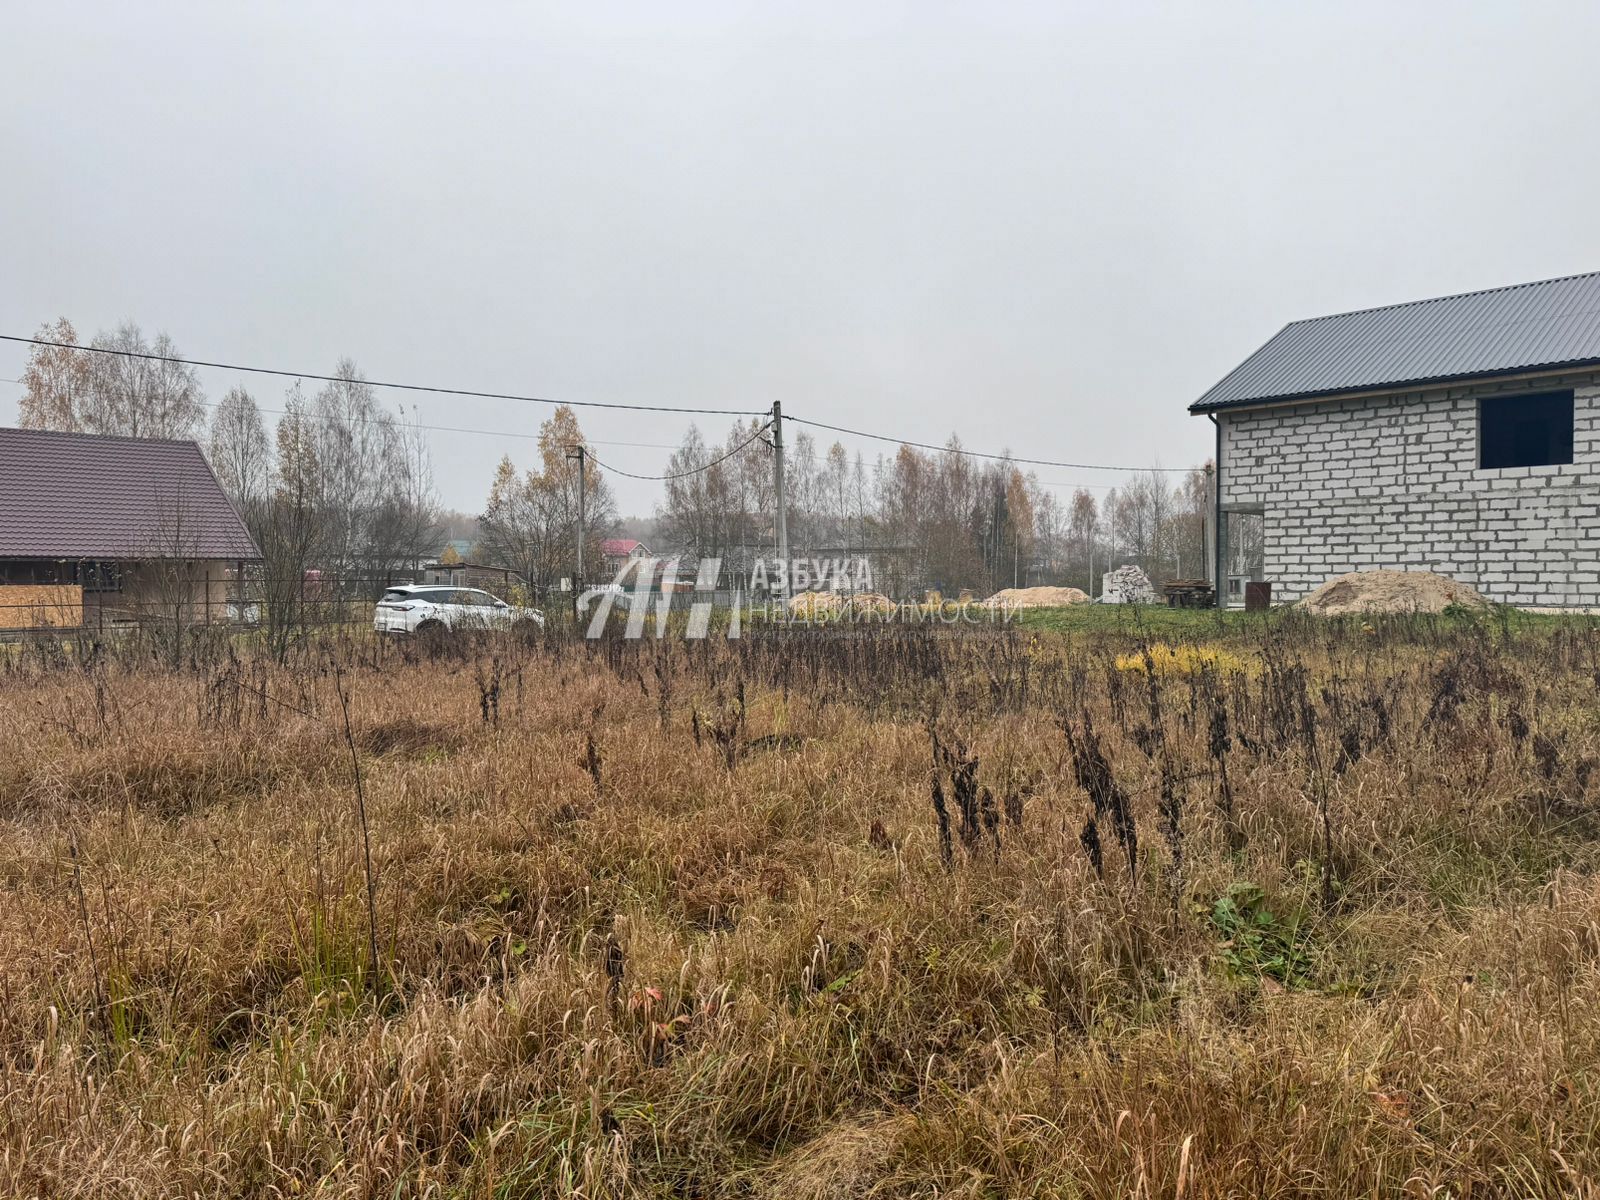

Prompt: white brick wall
[1217,372,1600,606]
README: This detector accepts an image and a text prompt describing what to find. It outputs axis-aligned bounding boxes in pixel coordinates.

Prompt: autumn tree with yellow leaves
[477,406,617,594]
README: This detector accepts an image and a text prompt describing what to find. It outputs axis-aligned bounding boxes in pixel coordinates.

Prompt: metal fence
[0,571,974,642]
[0,573,768,636]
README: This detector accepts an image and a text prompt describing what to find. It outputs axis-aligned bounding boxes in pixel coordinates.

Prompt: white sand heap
[982,586,1091,609]
[1100,565,1158,605]
[1296,570,1490,616]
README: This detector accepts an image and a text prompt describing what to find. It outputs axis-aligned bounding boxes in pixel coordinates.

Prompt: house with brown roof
[0,426,261,630]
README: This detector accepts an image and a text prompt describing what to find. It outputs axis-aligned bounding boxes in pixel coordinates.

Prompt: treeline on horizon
[12,316,1218,608]
[655,420,1216,599]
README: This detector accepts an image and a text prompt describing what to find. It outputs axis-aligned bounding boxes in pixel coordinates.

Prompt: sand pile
[982,586,1091,609]
[842,592,897,614]
[1297,570,1489,616]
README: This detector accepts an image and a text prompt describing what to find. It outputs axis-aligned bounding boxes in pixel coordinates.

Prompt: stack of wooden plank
[1161,579,1215,608]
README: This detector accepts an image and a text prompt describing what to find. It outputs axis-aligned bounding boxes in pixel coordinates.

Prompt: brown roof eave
[0,551,264,562]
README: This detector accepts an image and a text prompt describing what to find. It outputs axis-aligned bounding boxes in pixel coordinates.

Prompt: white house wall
[1217,371,1600,606]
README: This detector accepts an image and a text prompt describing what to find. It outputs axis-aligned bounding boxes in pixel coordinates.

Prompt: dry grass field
[2,611,1600,1198]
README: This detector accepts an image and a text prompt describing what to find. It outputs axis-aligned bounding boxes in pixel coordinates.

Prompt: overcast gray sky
[4,1,1598,516]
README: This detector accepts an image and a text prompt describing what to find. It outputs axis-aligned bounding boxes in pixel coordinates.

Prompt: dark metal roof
[0,426,261,560]
[1191,271,1600,413]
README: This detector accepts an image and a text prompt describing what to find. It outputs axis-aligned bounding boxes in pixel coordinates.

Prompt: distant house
[1193,272,1600,607]
[601,538,649,576]
[0,426,261,629]
[414,539,496,590]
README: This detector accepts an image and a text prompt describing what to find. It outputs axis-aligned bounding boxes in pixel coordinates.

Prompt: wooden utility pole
[771,402,789,594]
[567,444,587,604]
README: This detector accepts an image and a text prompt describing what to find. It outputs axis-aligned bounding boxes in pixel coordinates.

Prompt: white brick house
[1193,273,1600,608]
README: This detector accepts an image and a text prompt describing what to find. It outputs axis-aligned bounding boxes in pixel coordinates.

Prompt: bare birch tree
[21,318,206,440]
[82,323,206,439]
[208,387,272,516]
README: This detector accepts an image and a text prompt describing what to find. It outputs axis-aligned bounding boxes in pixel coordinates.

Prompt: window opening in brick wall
[1222,509,1264,607]
[1479,390,1574,469]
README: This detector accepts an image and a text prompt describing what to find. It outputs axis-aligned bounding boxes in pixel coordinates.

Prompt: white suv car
[373,585,545,636]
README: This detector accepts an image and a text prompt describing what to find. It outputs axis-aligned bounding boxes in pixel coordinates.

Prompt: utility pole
[567,444,587,604]
[771,401,789,595]
[1203,461,1216,593]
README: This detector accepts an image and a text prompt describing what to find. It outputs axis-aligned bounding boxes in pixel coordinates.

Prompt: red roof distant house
[601,538,647,559]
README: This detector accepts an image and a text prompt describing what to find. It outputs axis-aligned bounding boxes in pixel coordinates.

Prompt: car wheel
[415,619,448,643]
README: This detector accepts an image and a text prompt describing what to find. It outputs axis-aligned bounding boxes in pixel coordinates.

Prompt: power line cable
[0,376,693,453]
[1,376,1128,488]
[2,375,1141,489]
[3,343,1193,477]
[0,334,763,417]
[581,420,773,481]
[783,413,1191,473]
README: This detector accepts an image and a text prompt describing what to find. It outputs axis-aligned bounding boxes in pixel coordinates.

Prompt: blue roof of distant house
[1191,271,1600,413]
